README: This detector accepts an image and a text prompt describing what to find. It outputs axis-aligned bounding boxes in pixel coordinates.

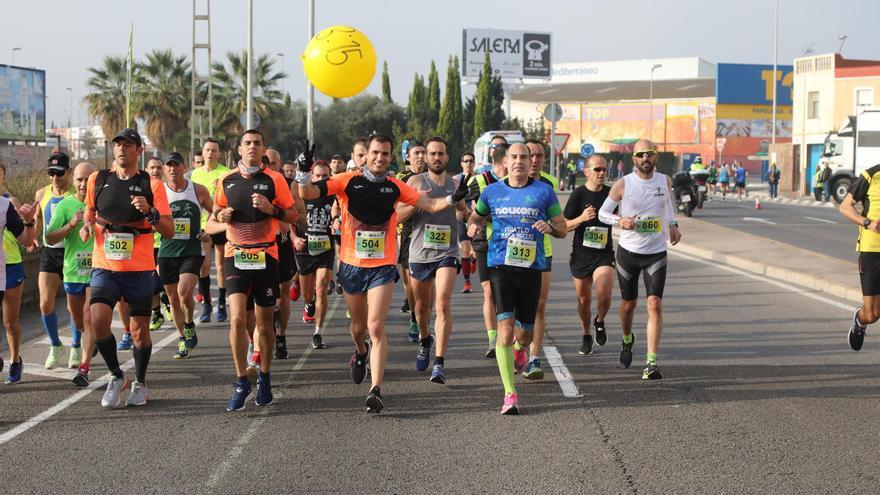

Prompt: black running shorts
[223,255,279,307]
[859,252,880,296]
[489,267,541,331]
[616,246,668,301]
[570,252,616,279]
[158,256,204,285]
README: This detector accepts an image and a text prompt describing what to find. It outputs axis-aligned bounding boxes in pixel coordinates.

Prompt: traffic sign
[715,137,726,152]
[580,143,595,158]
[548,132,570,156]
[239,111,261,129]
[543,103,563,123]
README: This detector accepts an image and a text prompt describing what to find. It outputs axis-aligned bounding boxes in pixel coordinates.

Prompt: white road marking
[543,346,582,398]
[804,216,837,224]
[742,216,777,225]
[0,331,179,446]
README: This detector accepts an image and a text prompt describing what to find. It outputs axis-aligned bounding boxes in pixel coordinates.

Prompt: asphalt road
[1,234,877,493]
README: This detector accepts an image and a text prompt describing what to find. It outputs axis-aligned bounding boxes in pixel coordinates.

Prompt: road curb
[670,241,863,304]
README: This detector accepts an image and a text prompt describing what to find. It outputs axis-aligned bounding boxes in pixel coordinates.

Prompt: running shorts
[859,252,880,296]
[616,246,667,301]
[295,250,335,276]
[90,269,154,316]
[489,267,541,331]
[409,257,460,282]
[223,255,279,308]
[5,263,24,290]
[39,246,65,275]
[570,252,615,279]
[158,256,204,285]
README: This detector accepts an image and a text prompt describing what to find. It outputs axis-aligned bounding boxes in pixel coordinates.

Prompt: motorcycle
[690,169,709,208]
[672,171,699,217]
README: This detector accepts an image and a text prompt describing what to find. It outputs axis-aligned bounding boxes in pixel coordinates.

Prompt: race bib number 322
[423,224,451,250]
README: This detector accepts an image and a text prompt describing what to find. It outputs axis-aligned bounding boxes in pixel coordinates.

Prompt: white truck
[822,106,880,202]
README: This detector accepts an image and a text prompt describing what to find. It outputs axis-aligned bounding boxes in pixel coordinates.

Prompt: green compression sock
[495,344,516,395]
[623,333,633,345]
[646,352,657,364]
[487,329,497,345]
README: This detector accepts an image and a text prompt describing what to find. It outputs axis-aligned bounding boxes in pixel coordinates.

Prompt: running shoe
[429,364,446,384]
[245,365,259,386]
[149,309,164,331]
[126,381,148,406]
[619,333,635,369]
[72,364,89,387]
[117,332,133,351]
[642,363,663,380]
[593,316,607,346]
[327,280,335,295]
[226,379,252,412]
[400,299,410,313]
[312,333,326,349]
[849,309,866,351]
[255,372,273,406]
[416,335,434,372]
[346,309,351,319]
[199,303,212,323]
[485,345,496,359]
[513,345,527,374]
[289,279,301,302]
[365,387,384,413]
[335,282,343,295]
[350,348,368,384]
[68,346,82,369]
[195,292,203,303]
[408,321,419,343]
[579,335,594,355]
[183,323,198,350]
[44,344,63,370]
[101,375,129,408]
[5,357,22,384]
[302,308,315,324]
[174,339,188,359]
[501,393,519,415]
[523,359,544,380]
[274,335,289,359]
[162,300,173,322]
[462,280,472,293]
[216,304,227,323]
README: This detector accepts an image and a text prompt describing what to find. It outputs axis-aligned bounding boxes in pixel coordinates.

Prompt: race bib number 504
[355,230,385,259]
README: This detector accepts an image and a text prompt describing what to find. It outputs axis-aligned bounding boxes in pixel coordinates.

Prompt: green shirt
[191,164,230,227]
[46,196,93,283]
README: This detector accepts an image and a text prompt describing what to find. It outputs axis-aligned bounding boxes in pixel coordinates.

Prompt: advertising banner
[0,65,46,142]
[462,28,551,79]
[716,63,794,106]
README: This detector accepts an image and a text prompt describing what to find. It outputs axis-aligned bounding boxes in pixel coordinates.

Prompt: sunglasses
[633,151,657,159]
[590,167,608,173]
[48,169,66,177]
[462,159,474,163]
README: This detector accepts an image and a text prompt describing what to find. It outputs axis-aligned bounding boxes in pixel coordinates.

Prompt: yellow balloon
[301,25,377,99]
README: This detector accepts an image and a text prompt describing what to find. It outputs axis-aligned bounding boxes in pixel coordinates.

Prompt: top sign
[462,28,551,79]
[716,63,794,106]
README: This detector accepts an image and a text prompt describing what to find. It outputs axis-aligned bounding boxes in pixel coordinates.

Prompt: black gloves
[295,140,317,172]
[450,174,472,202]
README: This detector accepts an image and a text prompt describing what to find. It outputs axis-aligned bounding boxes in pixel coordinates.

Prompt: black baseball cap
[47,152,70,172]
[112,128,143,147]
[331,154,346,161]
[165,152,185,165]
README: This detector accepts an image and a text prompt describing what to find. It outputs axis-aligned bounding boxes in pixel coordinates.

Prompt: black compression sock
[132,346,152,384]
[218,287,226,307]
[199,277,211,301]
[435,356,444,366]
[96,336,123,378]
[410,313,416,324]
[420,336,431,347]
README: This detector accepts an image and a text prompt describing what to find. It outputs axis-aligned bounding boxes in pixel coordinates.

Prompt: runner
[34,152,74,369]
[147,157,172,331]
[46,162,97,385]
[475,134,509,174]
[0,160,37,383]
[282,161,297,182]
[396,140,427,340]
[347,138,367,172]
[81,128,173,407]
[292,160,335,349]
[297,133,463,413]
[329,154,347,175]
[397,137,468,384]
[840,164,880,351]
[466,144,509,358]
[454,151,476,294]
[564,155,616,356]
[158,152,212,359]
[522,139,561,380]
[734,161,748,201]
[467,143,567,414]
[598,139,682,380]
[213,130,297,411]
[191,137,230,323]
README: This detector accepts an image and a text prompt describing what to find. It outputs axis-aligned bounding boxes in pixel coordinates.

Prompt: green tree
[263,95,307,160]
[84,55,140,143]
[405,72,428,138]
[437,55,464,171]
[212,51,287,150]
[426,61,441,132]
[135,49,191,154]
[472,52,493,142]
[462,95,476,150]
[314,94,406,160]
[381,61,392,104]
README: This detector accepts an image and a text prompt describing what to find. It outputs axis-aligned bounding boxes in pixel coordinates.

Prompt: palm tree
[212,51,286,147]
[84,55,139,141]
[136,49,191,154]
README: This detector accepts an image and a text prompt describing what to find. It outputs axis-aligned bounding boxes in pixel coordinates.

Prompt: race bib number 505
[233,248,266,270]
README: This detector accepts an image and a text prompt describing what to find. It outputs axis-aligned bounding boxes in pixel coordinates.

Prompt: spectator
[820,161,833,202]
[767,163,781,198]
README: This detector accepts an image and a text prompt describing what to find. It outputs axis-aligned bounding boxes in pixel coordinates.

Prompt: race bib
[423,224,451,249]
[104,233,134,260]
[582,226,609,249]
[504,237,537,268]
[355,230,385,259]
[307,234,331,256]
[172,218,191,240]
[634,216,662,237]
[76,251,92,276]
[233,248,266,270]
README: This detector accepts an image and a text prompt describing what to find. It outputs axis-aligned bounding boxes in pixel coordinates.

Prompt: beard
[428,162,447,175]
[636,160,655,174]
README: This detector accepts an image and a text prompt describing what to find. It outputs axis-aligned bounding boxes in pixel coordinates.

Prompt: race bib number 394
[104,233,134,260]
[582,226,609,249]
[355,231,385,259]
[504,237,537,268]
[634,216,662,237]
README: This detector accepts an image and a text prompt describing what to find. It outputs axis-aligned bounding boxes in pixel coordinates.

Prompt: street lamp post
[245,0,253,129]
[306,0,315,142]
[11,47,21,65]
[649,63,662,141]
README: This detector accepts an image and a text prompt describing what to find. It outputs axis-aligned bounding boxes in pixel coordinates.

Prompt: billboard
[716,63,794,106]
[462,28,551,79]
[0,65,46,142]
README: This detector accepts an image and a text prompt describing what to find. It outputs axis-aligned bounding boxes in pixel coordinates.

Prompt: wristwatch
[863,218,871,228]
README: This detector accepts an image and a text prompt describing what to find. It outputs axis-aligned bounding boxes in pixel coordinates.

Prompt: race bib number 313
[504,237,537,268]
[355,231,385,259]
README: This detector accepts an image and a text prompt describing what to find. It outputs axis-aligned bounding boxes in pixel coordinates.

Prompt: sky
[3,0,879,128]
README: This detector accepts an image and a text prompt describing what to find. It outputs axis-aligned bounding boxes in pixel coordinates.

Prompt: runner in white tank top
[598,139,681,381]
